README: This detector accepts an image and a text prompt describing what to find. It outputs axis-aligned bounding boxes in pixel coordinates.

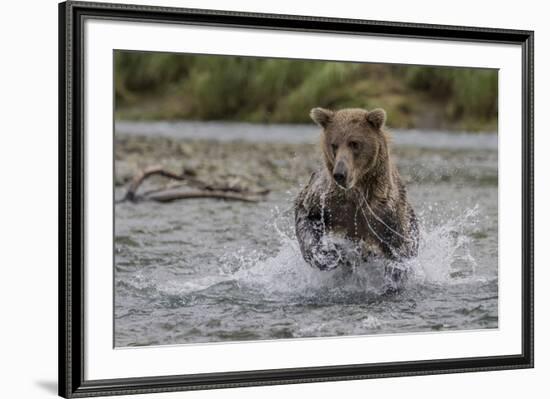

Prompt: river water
[114,121,498,347]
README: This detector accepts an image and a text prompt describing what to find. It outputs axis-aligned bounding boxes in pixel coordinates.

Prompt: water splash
[408,205,479,284]
[215,203,480,299]
[120,202,481,304]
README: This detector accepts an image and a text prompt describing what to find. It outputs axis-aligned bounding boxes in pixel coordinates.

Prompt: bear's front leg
[295,203,352,271]
[295,203,328,270]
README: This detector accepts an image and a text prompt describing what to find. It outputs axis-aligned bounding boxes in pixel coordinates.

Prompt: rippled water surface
[114,122,498,347]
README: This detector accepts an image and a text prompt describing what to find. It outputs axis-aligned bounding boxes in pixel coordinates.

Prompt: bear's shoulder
[295,169,329,213]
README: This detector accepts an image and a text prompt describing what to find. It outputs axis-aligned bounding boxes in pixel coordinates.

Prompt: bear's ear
[366,108,387,130]
[310,107,333,128]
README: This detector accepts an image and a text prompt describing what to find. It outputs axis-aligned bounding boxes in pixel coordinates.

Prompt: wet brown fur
[295,108,419,270]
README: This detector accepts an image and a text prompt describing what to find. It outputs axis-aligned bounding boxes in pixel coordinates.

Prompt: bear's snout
[333,161,348,188]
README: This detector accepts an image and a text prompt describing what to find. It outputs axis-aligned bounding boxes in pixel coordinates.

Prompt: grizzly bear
[294,107,419,272]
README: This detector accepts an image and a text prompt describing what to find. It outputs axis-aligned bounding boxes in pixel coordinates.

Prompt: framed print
[59,1,534,397]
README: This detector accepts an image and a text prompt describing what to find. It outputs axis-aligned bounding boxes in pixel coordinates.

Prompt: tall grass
[405,66,498,125]
[114,51,498,131]
[114,52,194,103]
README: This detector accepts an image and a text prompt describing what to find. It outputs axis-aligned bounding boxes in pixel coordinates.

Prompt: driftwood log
[117,165,269,204]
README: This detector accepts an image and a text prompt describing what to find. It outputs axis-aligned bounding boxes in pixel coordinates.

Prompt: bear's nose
[333,171,347,187]
[333,161,347,187]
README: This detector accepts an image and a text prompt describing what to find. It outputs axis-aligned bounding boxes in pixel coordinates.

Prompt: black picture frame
[59,1,534,397]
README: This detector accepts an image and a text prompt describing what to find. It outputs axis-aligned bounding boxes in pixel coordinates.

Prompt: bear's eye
[349,141,360,151]
[331,144,338,154]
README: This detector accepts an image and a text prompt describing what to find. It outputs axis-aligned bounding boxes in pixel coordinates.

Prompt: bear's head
[310,107,389,190]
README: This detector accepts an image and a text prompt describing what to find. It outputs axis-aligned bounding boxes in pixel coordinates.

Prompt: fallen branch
[123,165,198,202]
[118,165,268,204]
[146,189,260,203]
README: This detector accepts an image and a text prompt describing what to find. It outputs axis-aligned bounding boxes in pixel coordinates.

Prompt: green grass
[114,51,498,132]
[405,66,498,129]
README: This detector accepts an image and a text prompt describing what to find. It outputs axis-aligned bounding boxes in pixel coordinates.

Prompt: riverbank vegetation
[115,51,497,132]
